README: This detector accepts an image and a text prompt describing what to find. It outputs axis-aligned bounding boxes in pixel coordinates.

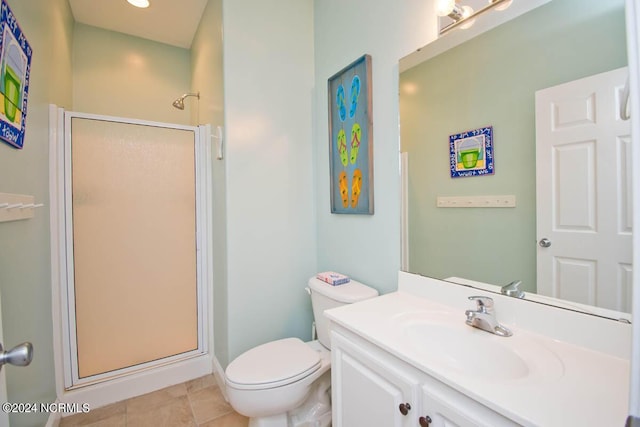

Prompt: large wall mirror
[400,0,631,319]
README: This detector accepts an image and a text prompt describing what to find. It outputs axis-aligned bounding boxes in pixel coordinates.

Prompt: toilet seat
[226,338,321,390]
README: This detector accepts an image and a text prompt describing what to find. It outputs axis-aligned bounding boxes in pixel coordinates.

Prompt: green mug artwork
[0,0,33,149]
[2,42,25,123]
[457,136,483,169]
[449,126,494,178]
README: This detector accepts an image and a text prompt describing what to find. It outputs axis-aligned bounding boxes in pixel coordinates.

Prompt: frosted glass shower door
[67,116,202,381]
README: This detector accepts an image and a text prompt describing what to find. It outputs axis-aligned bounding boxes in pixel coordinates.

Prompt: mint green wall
[0,1,73,426]
[72,24,192,124]
[313,0,435,295]
[222,0,316,363]
[400,0,627,292]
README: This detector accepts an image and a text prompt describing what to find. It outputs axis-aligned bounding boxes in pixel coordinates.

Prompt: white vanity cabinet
[331,326,518,427]
[326,277,631,426]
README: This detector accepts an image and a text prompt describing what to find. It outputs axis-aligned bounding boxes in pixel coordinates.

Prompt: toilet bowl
[226,339,331,427]
[225,277,378,427]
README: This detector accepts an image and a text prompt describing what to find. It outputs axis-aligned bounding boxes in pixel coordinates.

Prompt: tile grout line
[186,385,198,426]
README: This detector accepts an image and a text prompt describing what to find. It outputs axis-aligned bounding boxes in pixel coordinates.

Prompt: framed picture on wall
[449,126,494,178]
[327,54,374,214]
[0,0,32,149]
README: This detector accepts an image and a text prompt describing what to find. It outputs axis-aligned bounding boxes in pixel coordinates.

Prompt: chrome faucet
[465,296,512,337]
[501,280,525,298]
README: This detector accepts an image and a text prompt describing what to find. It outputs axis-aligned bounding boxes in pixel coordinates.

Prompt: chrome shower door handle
[0,342,33,372]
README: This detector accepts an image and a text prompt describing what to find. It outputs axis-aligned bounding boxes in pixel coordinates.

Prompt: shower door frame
[51,108,213,392]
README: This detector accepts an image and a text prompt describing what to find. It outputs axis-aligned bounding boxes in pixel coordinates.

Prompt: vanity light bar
[440,0,513,35]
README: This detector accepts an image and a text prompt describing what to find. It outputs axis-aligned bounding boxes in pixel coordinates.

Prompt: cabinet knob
[419,415,433,426]
[399,402,411,416]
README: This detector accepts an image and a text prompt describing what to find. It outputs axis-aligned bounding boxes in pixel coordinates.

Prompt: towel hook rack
[0,193,45,222]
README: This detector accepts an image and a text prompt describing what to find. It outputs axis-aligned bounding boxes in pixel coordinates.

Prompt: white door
[625,0,640,418]
[0,293,8,427]
[535,67,632,311]
[59,112,210,388]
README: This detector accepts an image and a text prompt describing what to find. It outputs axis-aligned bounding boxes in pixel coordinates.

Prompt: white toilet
[225,276,378,427]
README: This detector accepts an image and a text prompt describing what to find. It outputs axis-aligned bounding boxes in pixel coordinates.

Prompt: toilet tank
[308,277,378,349]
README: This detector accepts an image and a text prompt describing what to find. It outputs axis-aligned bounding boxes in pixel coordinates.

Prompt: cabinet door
[421,394,476,427]
[332,330,420,427]
[420,381,519,427]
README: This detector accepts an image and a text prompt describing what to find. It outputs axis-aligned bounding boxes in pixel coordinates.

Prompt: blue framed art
[0,0,32,149]
[449,126,494,178]
[328,54,374,214]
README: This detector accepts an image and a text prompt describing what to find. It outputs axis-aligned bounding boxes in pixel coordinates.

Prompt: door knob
[539,238,551,248]
[0,342,33,371]
[419,416,433,426]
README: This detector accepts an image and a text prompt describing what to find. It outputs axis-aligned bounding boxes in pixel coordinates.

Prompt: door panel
[69,117,198,379]
[331,331,420,427]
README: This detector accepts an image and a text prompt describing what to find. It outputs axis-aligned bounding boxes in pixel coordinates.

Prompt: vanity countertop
[325,284,630,426]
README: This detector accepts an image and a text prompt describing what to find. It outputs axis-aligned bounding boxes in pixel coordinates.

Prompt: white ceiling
[68,0,209,49]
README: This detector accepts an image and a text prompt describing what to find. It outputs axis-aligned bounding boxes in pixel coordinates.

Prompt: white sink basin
[394,311,565,382]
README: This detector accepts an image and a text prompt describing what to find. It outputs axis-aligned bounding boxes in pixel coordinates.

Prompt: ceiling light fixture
[127,0,150,8]
[437,0,514,35]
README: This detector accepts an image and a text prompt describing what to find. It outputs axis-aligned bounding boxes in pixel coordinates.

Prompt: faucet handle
[468,296,494,312]
[501,280,525,298]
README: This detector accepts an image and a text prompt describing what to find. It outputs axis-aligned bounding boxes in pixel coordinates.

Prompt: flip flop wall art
[328,54,373,214]
[0,0,32,149]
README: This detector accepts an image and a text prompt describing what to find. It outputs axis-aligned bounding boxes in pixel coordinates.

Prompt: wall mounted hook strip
[0,192,44,222]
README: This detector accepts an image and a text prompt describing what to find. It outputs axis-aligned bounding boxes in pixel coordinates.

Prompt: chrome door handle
[539,238,551,248]
[0,342,33,371]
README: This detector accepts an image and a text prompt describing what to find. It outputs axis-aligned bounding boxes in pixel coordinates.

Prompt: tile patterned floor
[60,375,249,427]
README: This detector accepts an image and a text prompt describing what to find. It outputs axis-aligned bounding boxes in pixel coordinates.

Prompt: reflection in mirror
[399,0,631,319]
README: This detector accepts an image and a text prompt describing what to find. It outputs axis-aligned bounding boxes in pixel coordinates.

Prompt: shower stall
[50,106,213,403]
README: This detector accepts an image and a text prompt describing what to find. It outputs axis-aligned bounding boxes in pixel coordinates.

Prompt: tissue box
[316,271,350,286]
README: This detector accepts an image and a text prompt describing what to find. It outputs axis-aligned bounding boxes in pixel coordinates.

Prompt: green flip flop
[350,123,361,164]
[337,128,348,167]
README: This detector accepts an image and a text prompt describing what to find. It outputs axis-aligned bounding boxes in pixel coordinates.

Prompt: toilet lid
[225,338,321,390]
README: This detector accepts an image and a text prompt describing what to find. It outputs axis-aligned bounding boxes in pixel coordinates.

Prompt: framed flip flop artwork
[328,54,374,214]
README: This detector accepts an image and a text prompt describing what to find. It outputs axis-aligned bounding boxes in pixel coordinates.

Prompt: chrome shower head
[172,98,186,110]
[172,92,200,110]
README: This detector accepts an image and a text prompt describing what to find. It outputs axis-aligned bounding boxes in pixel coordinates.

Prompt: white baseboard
[212,355,228,402]
[58,354,212,413]
[45,403,61,427]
